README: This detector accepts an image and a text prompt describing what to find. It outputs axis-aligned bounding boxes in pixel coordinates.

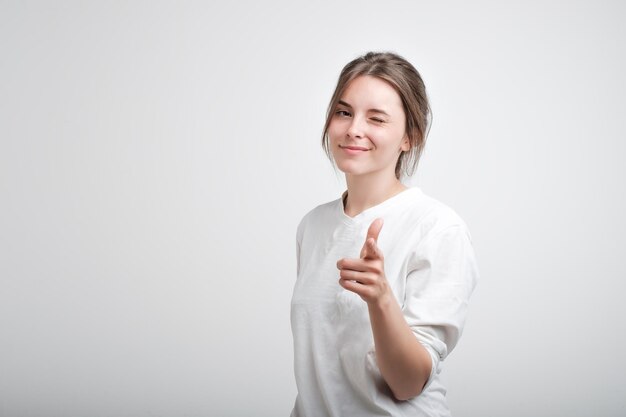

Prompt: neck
[343,171,407,217]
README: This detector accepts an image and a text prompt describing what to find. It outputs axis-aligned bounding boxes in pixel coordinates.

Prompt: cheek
[327,121,343,143]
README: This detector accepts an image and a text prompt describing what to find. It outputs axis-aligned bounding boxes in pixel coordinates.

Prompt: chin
[334,161,369,176]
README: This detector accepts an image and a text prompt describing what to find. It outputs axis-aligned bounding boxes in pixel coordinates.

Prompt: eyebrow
[337,100,390,117]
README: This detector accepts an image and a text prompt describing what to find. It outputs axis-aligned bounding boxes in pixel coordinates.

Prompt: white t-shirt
[290,187,479,417]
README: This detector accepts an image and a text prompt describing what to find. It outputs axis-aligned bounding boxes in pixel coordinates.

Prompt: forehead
[339,75,403,111]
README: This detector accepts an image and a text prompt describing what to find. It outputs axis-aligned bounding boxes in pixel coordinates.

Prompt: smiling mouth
[339,145,371,151]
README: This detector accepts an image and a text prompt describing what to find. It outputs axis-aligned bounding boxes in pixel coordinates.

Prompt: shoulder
[403,188,474,244]
[406,188,470,230]
[403,189,478,276]
[296,197,340,242]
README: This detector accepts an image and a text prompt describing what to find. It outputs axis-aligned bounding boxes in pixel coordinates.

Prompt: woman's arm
[337,218,432,400]
[367,291,432,400]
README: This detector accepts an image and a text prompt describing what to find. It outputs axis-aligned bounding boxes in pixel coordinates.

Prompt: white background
[1,1,625,416]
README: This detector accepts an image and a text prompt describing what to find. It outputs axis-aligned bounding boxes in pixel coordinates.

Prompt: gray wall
[1,1,625,416]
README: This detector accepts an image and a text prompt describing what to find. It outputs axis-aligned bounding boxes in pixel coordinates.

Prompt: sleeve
[402,224,479,374]
[296,233,301,276]
[295,215,306,277]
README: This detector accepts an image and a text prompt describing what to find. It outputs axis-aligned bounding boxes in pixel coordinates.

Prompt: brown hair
[321,51,431,179]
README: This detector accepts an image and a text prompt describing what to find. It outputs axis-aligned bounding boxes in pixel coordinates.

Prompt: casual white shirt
[290,187,479,417]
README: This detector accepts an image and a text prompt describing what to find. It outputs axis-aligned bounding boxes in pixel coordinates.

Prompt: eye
[335,110,351,117]
[370,117,385,123]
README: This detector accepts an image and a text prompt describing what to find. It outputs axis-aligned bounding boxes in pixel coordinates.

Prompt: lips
[339,145,370,151]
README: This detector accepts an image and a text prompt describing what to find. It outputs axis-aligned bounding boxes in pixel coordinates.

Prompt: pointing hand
[336,218,391,304]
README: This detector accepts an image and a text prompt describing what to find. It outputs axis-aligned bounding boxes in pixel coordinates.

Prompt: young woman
[290,52,479,417]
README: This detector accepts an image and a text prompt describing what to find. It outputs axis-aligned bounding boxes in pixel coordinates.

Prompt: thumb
[362,236,384,260]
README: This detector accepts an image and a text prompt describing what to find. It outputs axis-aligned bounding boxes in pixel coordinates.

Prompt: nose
[347,116,364,138]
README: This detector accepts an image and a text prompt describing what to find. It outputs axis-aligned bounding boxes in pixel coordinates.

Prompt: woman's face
[328,75,410,179]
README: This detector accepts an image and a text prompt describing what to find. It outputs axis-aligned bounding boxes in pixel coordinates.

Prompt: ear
[400,133,411,152]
